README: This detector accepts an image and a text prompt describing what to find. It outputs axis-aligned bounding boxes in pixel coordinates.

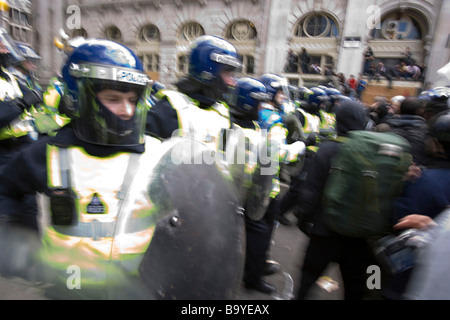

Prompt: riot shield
[133,138,246,300]
[220,127,248,207]
[280,113,306,180]
[243,131,276,221]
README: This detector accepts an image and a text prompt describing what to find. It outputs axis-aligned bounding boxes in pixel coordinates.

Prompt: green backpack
[323,130,412,238]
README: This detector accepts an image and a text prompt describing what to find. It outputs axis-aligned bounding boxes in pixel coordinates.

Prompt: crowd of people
[0,26,449,301]
[286,46,425,91]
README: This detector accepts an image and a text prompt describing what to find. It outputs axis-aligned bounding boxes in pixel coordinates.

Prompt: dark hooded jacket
[386,115,428,166]
[301,100,368,236]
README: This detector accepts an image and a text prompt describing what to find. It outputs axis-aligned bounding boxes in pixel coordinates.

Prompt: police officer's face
[220,70,236,87]
[97,90,138,120]
[275,91,287,106]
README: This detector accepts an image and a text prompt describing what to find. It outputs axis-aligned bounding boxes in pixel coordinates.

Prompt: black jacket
[301,100,368,236]
[386,115,428,166]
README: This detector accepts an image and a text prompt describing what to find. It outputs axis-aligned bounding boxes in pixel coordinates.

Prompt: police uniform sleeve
[0,139,48,211]
[0,99,27,128]
[145,98,180,139]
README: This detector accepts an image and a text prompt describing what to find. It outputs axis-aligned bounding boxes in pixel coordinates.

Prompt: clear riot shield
[221,127,249,207]
[280,113,306,180]
[113,137,246,300]
[242,130,276,221]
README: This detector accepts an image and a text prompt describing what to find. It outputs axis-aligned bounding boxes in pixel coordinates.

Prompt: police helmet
[0,27,24,66]
[307,87,329,107]
[228,77,270,120]
[61,39,149,146]
[322,87,343,103]
[429,110,450,144]
[188,35,241,87]
[298,86,314,101]
[16,43,41,61]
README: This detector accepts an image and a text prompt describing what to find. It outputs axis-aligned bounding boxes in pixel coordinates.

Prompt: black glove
[21,88,44,109]
[303,132,317,147]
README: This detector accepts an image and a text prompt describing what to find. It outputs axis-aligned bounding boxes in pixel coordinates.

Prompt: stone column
[336,0,374,78]
[263,0,292,75]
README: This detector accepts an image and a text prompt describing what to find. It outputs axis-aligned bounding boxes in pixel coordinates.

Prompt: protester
[296,100,371,300]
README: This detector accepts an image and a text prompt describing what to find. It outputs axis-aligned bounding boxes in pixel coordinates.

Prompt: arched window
[72,28,88,38]
[139,24,160,42]
[179,22,204,41]
[372,13,422,40]
[226,20,257,41]
[177,54,189,74]
[294,13,338,38]
[105,26,122,42]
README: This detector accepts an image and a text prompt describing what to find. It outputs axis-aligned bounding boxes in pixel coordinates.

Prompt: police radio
[49,148,78,226]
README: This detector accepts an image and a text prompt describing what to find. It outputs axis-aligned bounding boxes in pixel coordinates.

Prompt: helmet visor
[73,77,148,146]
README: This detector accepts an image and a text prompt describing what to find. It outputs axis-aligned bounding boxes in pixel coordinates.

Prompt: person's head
[259,73,289,109]
[228,77,270,121]
[427,110,450,159]
[335,100,368,136]
[0,28,23,67]
[16,43,41,73]
[188,35,242,100]
[390,95,405,115]
[322,86,343,110]
[399,97,424,116]
[305,86,329,113]
[61,39,149,146]
[420,87,450,123]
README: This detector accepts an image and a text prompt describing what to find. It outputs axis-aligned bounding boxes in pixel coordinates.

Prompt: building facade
[31,0,450,89]
[0,0,33,45]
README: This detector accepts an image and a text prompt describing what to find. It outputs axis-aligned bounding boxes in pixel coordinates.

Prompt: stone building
[31,0,450,90]
[0,0,33,45]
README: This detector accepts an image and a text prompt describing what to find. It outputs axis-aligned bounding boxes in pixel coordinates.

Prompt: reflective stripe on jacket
[163,90,231,152]
[36,136,163,287]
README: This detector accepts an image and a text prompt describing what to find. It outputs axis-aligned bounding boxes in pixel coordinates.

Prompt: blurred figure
[383,110,450,299]
[385,97,428,166]
[247,73,306,294]
[295,100,370,300]
[389,95,405,116]
[356,73,367,100]
[369,96,391,130]
[300,47,310,74]
[146,35,241,152]
[362,46,375,75]
[0,29,43,230]
[228,77,280,295]
[285,49,298,73]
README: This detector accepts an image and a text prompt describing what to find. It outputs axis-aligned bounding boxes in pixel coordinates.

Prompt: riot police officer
[146,35,241,153]
[0,29,43,229]
[0,39,245,300]
[0,29,43,166]
[228,77,279,294]
[238,73,305,293]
